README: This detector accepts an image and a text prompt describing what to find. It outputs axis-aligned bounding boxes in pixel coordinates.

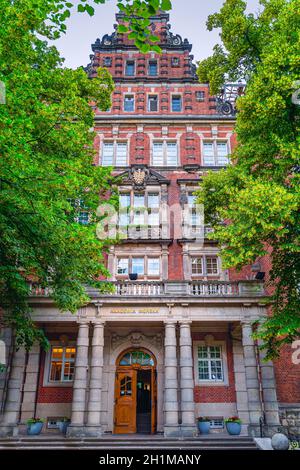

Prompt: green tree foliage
[0,0,172,350]
[197,0,300,358]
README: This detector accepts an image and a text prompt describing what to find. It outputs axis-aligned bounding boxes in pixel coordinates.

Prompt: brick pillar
[242,322,263,435]
[164,321,180,437]
[86,320,105,437]
[179,321,197,436]
[67,321,90,437]
[0,346,26,437]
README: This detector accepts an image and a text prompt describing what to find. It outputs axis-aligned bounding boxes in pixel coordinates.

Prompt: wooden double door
[114,365,157,434]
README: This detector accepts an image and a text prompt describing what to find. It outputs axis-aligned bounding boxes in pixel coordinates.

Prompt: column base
[66,425,103,438]
[164,425,181,438]
[180,424,198,438]
[0,424,19,437]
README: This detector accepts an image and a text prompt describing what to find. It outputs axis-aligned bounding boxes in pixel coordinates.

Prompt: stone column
[242,322,263,435]
[0,346,26,437]
[179,321,197,436]
[164,321,180,437]
[232,336,250,435]
[67,321,90,437]
[86,320,105,437]
[259,346,280,435]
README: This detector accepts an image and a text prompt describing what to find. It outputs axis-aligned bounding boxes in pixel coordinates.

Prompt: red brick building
[0,10,299,440]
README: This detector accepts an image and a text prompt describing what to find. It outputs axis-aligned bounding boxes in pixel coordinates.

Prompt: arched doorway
[114,348,157,434]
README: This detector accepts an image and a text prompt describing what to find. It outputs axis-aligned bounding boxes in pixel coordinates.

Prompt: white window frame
[202,140,230,166]
[43,343,76,387]
[152,140,179,167]
[124,94,135,112]
[101,141,128,166]
[191,255,220,277]
[193,340,228,386]
[115,255,161,279]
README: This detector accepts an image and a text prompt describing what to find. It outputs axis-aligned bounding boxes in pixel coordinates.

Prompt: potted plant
[225,416,242,435]
[129,273,138,281]
[57,417,70,435]
[197,417,211,435]
[26,418,44,435]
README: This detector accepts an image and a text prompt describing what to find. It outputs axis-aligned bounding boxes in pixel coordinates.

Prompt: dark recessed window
[103,57,112,67]
[172,95,182,112]
[125,60,135,76]
[171,57,180,67]
[148,60,158,76]
[148,95,158,112]
[196,91,205,102]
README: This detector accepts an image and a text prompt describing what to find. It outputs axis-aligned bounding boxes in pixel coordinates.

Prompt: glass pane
[63,362,75,381]
[166,143,178,166]
[116,143,127,166]
[149,61,157,76]
[134,194,145,207]
[117,258,129,275]
[132,258,144,275]
[120,376,132,396]
[198,360,209,380]
[203,142,215,166]
[209,346,221,358]
[64,348,76,360]
[124,96,134,112]
[172,96,182,112]
[119,193,130,208]
[192,257,203,275]
[50,361,62,381]
[125,61,135,76]
[148,95,158,111]
[188,193,196,207]
[102,143,114,166]
[206,257,218,275]
[198,346,208,358]
[148,193,159,208]
[78,211,89,225]
[133,210,144,225]
[211,360,223,380]
[148,258,160,275]
[152,142,164,166]
[119,353,131,366]
[148,211,159,227]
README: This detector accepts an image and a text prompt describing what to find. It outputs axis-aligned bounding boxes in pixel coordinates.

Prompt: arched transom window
[119,350,155,367]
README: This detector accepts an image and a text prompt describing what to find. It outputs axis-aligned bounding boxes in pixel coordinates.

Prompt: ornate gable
[118,165,170,191]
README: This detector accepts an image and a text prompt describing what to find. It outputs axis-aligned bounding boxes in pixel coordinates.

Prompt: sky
[54,0,261,69]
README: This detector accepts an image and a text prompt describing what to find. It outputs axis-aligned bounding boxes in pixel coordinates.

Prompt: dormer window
[125,60,135,76]
[196,91,205,102]
[148,60,158,76]
[171,57,180,67]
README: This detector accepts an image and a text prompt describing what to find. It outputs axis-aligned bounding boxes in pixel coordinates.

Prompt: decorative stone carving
[119,165,170,191]
[111,331,162,351]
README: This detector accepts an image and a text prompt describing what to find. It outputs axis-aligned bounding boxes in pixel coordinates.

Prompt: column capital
[92,320,105,326]
[77,319,90,326]
[164,320,177,326]
[179,320,192,326]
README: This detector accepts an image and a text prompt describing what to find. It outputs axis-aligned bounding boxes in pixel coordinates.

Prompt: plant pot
[226,422,241,435]
[58,421,70,435]
[129,273,138,281]
[27,422,44,435]
[198,421,210,435]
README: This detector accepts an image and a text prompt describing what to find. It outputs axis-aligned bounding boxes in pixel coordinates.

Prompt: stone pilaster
[20,343,40,422]
[67,321,90,437]
[164,321,180,437]
[232,336,250,435]
[242,322,263,435]
[86,320,105,437]
[259,346,280,436]
[179,321,197,436]
[0,346,26,437]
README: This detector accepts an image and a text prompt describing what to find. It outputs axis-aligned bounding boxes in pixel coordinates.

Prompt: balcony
[28,280,265,299]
